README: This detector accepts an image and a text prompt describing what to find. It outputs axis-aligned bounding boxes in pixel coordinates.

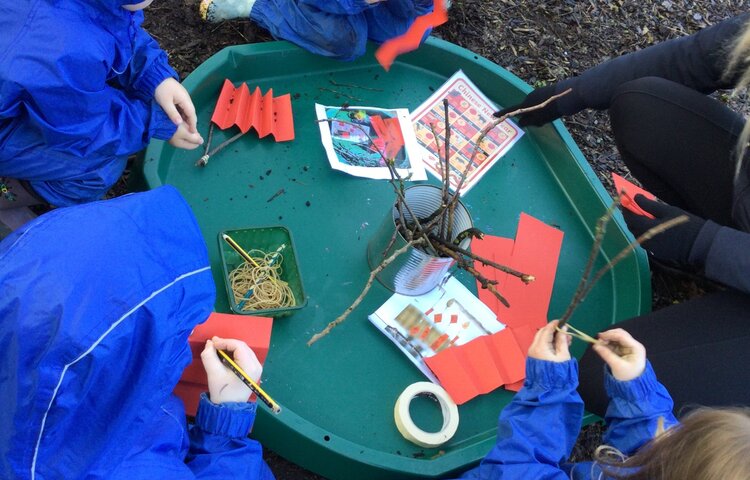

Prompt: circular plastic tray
[139,38,650,479]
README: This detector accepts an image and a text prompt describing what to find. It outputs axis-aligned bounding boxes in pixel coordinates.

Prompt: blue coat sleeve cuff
[149,103,178,141]
[139,60,179,100]
[604,361,660,401]
[524,358,579,391]
[195,392,257,438]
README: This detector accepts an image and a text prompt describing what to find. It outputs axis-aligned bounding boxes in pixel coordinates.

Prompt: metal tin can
[367,185,473,295]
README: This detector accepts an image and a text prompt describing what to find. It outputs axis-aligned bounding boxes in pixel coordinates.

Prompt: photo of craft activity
[4,1,750,480]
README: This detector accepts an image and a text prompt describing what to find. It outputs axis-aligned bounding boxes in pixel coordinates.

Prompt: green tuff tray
[140,39,650,479]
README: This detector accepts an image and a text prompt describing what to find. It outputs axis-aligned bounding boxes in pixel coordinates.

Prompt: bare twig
[307,239,424,345]
[443,99,457,242]
[434,244,510,307]
[318,87,363,101]
[428,234,535,284]
[453,88,573,196]
[557,200,619,327]
[195,130,244,167]
[581,214,690,302]
[316,117,438,255]
[329,79,384,92]
[557,210,689,329]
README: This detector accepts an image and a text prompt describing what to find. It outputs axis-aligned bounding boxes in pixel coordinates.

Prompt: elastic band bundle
[229,249,295,311]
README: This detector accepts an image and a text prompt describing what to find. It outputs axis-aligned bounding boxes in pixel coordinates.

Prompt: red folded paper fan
[211,79,294,142]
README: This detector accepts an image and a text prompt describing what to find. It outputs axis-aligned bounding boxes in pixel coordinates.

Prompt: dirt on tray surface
[138,1,745,478]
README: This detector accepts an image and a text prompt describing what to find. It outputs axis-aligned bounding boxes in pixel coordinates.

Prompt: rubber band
[229,249,295,311]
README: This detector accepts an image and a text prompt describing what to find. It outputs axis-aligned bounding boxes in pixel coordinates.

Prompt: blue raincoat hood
[0,186,216,479]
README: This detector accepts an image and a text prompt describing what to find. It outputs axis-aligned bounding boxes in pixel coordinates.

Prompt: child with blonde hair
[458,321,750,479]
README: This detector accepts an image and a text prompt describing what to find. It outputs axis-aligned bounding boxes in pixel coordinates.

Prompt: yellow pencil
[217,349,282,414]
[222,233,262,267]
[222,233,280,288]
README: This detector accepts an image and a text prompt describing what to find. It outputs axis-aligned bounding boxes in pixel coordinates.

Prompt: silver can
[367,185,473,296]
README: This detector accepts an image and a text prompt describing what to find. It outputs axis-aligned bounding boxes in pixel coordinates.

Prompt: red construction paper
[375,0,449,71]
[210,79,295,142]
[425,329,525,404]
[495,213,563,329]
[422,214,564,403]
[471,236,514,317]
[174,312,273,416]
[612,173,656,219]
[504,379,525,392]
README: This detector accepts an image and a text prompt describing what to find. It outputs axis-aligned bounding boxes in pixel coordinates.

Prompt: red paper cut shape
[210,79,295,142]
[375,0,449,71]
[174,312,273,416]
[423,213,564,404]
[370,115,406,159]
[612,173,656,219]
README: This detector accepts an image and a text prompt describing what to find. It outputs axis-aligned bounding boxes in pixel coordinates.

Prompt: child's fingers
[598,329,644,352]
[213,337,262,381]
[200,339,225,376]
[162,101,183,127]
[554,325,569,353]
[592,342,623,367]
[176,98,198,133]
[531,320,556,348]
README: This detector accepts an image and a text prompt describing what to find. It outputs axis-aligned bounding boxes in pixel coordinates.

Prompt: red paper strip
[375,0,449,71]
[495,213,564,329]
[174,312,273,416]
[210,79,295,142]
[612,173,656,219]
[471,235,514,318]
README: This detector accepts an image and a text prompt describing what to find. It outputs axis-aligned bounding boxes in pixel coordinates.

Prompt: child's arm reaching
[593,329,679,455]
[184,337,274,479]
[114,12,202,148]
[461,321,583,479]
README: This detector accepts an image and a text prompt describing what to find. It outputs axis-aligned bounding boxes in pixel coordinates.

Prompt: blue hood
[0,186,216,479]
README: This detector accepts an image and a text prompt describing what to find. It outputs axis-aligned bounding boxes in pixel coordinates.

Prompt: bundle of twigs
[308,92,570,346]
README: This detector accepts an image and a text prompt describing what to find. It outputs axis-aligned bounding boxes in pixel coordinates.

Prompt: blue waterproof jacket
[250,0,434,61]
[0,186,274,480]
[0,0,179,207]
[457,358,678,479]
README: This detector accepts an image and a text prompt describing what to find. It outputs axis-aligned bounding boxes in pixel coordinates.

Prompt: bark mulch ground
[139,1,746,477]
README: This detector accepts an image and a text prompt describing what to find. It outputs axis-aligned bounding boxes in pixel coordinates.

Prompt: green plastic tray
[219,226,306,316]
[139,39,650,479]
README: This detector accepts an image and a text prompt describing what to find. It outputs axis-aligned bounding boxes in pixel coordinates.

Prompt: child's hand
[200,336,262,404]
[168,122,203,149]
[592,328,646,381]
[155,77,199,133]
[528,320,571,362]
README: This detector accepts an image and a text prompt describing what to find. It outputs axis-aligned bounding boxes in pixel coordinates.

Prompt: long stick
[307,239,423,346]
[452,88,573,197]
[434,244,510,307]
[557,213,689,329]
[316,117,438,255]
[428,234,535,283]
[557,200,618,327]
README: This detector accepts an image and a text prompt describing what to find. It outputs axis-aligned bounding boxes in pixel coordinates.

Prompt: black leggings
[578,77,750,416]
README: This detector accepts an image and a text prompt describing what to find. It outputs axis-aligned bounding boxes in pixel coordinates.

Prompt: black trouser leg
[578,290,750,417]
[608,76,745,226]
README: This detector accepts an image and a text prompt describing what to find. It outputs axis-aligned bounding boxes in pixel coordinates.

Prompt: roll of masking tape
[394,382,459,448]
